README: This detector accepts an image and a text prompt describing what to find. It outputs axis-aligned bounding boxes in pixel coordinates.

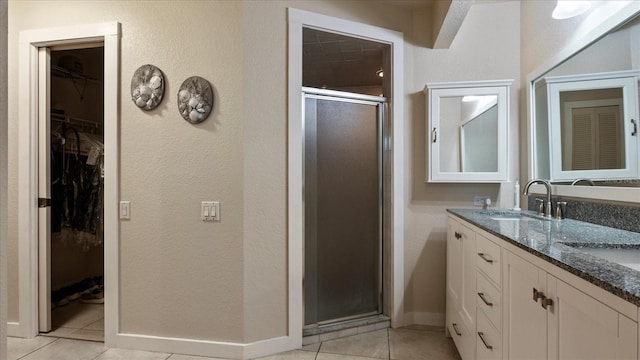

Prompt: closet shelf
[52,65,102,85]
[51,113,102,134]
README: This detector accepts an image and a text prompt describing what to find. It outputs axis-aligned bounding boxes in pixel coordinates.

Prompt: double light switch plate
[202,201,220,221]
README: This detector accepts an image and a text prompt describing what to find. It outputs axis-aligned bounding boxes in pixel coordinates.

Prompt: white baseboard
[7,322,23,338]
[402,312,445,327]
[109,332,299,360]
[244,335,300,359]
[8,320,300,359]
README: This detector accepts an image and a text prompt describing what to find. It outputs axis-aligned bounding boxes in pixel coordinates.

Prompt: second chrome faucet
[523,178,553,218]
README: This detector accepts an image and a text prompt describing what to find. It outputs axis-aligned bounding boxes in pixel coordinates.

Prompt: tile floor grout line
[398,327,446,333]
[10,324,459,360]
[16,337,60,359]
[89,346,109,360]
[386,328,391,360]
[315,341,322,360]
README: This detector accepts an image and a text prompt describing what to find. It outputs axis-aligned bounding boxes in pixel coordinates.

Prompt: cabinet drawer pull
[477,292,493,307]
[452,323,462,336]
[478,253,494,263]
[541,297,554,310]
[478,332,493,350]
[454,231,462,239]
[532,288,544,303]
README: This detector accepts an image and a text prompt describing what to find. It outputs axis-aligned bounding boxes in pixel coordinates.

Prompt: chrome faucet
[571,178,595,186]
[523,179,553,218]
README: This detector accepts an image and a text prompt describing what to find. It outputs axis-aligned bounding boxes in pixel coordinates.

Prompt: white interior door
[37,47,51,332]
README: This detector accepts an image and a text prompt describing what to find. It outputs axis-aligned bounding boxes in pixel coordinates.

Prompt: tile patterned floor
[8,325,461,360]
[42,302,104,342]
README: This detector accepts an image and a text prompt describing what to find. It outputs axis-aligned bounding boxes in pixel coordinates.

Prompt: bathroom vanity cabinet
[504,250,636,360]
[447,213,639,360]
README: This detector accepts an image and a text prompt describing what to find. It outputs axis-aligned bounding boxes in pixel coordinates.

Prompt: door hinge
[38,198,51,208]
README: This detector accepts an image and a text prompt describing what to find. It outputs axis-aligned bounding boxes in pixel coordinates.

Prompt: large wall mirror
[425,80,511,183]
[530,8,640,198]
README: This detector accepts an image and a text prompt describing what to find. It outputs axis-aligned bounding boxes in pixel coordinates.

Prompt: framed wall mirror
[425,80,511,183]
[540,70,640,181]
[528,6,640,203]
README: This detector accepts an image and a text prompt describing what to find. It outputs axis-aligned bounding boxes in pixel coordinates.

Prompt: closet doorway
[38,45,105,342]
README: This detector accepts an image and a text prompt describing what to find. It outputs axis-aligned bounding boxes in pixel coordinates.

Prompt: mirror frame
[545,71,640,181]
[425,79,511,183]
[526,3,640,203]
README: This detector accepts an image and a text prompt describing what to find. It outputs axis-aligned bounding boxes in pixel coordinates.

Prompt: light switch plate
[119,201,131,220]
[202,201,220,221]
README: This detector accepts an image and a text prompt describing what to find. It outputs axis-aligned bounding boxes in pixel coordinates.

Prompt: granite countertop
[447,208,640,306]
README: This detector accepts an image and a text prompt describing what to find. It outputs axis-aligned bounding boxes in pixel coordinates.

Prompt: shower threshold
[302,314,390,345]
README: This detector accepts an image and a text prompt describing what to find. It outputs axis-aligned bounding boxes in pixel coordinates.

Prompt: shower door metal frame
[301,87,388,327]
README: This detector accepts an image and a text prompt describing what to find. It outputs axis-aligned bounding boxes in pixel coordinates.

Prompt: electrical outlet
[474,196,491,206]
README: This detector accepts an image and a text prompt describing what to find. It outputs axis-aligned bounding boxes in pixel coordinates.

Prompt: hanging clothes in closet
[51,119,104,252]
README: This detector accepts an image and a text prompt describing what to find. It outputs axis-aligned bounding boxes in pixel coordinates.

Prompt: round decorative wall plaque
[130,64,165,111]
[177,76,214,124]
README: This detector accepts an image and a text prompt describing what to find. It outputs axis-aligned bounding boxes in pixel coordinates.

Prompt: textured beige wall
[240,0,418,341]
[6,0,422,343]
[8,0,245,341]
[241,0,288,342]
[1,0,8,355]
[6,0,523,345]
[407,1,520,316]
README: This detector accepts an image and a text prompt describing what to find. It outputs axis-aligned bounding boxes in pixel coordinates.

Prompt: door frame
[287,8,405,342]
[1,0,8,356]
[16,22,120,341]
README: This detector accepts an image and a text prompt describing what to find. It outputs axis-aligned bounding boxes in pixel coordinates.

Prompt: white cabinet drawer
[447,302,474,360]
[476,271,501,332]
[476,233,501,286]
[476,311,502,360]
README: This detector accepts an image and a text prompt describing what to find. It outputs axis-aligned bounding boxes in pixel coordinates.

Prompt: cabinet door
[426,80,510,182]
[547,276,638,360]
[448,218,476,326]
[448,302,475,360]
[461,223,476,326]
[447,219,464,307]
[447,217,477,360]
[503,251,547,360]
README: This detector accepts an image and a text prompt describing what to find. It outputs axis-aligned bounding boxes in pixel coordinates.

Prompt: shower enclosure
[303,88,386,327]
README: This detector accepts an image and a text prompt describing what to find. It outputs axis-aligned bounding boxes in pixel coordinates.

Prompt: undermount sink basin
[490,215,537,221]
[570,246,640,272]
[479,210,547,221]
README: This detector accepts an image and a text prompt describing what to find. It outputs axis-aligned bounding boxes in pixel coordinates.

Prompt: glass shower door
[304,90,383,326]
